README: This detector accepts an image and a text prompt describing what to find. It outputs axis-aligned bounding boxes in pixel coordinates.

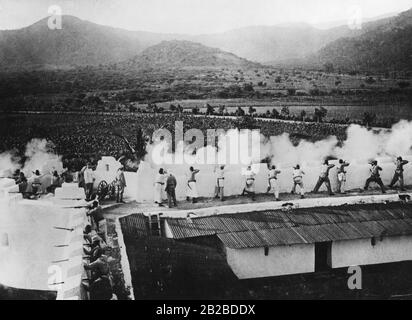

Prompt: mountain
[121,40,261,70]
[312,9,412,72]
[193,24,357,64]
[0,15,171,70]
[0,9,410,71]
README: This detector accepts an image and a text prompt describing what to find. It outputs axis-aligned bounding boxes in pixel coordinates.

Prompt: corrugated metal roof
[165,203,412,248]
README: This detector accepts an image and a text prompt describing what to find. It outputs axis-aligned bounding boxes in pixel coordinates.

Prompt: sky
[0,0,411,34]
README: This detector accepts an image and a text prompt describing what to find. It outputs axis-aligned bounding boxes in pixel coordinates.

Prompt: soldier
[313,160,335,196]
[165,172,177,208]
[154,168,166,207]
[291,165,305,199]
[242,165,256,201]
[336,159,350,194]
[364,160,386,194]
[115,167,127,203]
[214,165,225,201]
[389,157,409,191]
[187,167,200,204]
[267,165,281,201]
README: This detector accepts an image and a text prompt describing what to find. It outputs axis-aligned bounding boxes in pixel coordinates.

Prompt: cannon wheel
[97,180,108,200]
[108,182,117,201]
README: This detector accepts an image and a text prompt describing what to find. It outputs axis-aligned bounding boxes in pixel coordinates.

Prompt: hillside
[121,40,261,70]
[313,9,412,72]
[0,15,149,70]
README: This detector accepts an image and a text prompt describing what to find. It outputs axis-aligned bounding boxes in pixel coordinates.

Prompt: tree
[281,106,290,117]
[398,81,410,89]
[192,106,200,115]
[248,106,256,116]
[287,88,296,96]
[206,104,215,115]
[235,106,245,116]
[218,105,226,115]
[300,110,307,121]
[314,107,328,123]
[271,108,280,119]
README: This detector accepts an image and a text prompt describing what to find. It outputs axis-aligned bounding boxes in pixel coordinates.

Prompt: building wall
[332,235,412,269]
[225,244,315,279]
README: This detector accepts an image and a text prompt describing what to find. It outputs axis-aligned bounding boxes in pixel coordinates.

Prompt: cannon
[96,179,124,201]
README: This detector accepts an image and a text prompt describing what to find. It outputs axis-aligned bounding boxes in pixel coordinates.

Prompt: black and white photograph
[1,0,412,304]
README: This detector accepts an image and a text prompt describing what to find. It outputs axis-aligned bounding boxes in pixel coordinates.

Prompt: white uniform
[268,169,281,199]
[154,173,166,204]
[292,169,305,196]
[216,167,225,188]
[244,169,256,193]
[187,170,199,199]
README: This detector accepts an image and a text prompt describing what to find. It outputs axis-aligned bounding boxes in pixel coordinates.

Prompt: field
[155,99,412,122]
[0,66,411,122]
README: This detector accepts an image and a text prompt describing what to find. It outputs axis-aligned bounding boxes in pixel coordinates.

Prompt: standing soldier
[242,165,256,201]
[267,165,281,201]
[165,172,177,208]
[291,165,305,199]
[187,167,200,204]
[115,167,127,203]
[336,159,350,194]
[389,157,409,191]
[364,160,386,194]
[313,160,335,196]
[214,165,225,201]
[154,168,166,207]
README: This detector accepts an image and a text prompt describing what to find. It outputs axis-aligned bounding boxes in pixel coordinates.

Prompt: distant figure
[291,165,305,199]
[49,171,61,194]
[84,163,95,201]
[389,157,409,191]
[364,160,386,194]
[115,167,127,203]
[186,167,200,204]
[165,173,178,208]
[214,165,225,201]
[267,165,281,201]
[242,166,256,201]
[31,170,42,195]
[16,172,28,195]
[313,160,335,196]
[336,160,350,194]
[154,168,166,207]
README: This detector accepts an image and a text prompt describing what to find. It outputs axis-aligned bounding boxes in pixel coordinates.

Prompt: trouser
[390,172,405,189]
[268,179,280,199]
[313,177,333,195]
[292,180,305,196]
[167,189,177,208]
[214,179,224,201]
[116,185,124,203]
[85,183,94,200]
[364,177,385,193]
[336,173,346,193]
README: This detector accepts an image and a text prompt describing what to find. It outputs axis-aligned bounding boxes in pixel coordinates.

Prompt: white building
[164,202,412,280]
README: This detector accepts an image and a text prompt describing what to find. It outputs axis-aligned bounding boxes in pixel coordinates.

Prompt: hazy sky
[0,0,411,33]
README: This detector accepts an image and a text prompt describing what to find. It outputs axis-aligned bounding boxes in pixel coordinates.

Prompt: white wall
[332,235,412,269]
[226,244,315,279]
[132,156,412,203]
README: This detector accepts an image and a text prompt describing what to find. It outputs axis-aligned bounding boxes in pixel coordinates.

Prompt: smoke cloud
[0,139,63,178]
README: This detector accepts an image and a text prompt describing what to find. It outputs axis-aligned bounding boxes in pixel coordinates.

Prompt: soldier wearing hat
[364,160,386,194]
